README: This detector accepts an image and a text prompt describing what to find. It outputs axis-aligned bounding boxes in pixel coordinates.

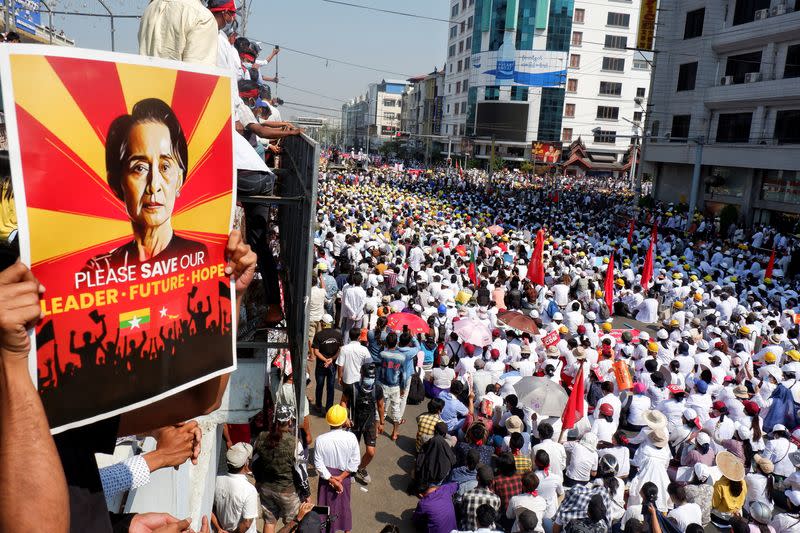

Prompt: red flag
[561,363,585,430]
[640,227,656,290]
[467,247,478,286]
[766,248,776,279]
[604,251,615,312]
[526,229,545,286]
[627,219,635,245]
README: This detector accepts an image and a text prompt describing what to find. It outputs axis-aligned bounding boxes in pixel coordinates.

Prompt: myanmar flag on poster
[119,308,151,330]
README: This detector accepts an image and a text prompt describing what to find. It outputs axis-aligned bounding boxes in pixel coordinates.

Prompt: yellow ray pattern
[27,208,130,265]
[11,55,106,180]
[174,194,232,236]
[116,63,178,114]
[186,77,232,176]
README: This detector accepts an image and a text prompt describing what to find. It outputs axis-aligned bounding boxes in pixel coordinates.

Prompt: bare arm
[0,263,68,532]
[236,518,253,533]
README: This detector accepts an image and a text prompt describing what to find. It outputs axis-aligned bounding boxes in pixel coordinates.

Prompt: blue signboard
[1,0,41,35]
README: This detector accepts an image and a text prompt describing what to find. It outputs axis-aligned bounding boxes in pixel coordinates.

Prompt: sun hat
[749,501,772,524]
[649,428,668,448]
[643,409,667,430]
[505,415,523,433]
[732,384,750,399]
[753,454,774,474]
[717,450,745,482]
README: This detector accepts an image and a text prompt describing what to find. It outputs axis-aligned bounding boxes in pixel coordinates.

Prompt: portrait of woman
[86,98,207,271]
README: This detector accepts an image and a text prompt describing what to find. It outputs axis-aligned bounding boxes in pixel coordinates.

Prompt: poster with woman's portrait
[0,46,237,433]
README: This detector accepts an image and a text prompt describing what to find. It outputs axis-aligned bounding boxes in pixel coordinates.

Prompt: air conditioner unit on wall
[772,3,788,15]
[745,72,762,82]
[720,75,735,85]
[755,8,770,19]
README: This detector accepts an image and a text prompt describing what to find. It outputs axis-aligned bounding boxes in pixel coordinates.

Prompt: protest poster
[541,330,560,348]
[0,46,237,433]
[609,329,641,344]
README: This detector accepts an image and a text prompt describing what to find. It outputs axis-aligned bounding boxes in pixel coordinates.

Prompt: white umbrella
[452,318,493,347]
[513,376,569,417]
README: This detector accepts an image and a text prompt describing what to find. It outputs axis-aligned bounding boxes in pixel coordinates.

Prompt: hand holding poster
[0,46,236,433]
[541,330,560,348]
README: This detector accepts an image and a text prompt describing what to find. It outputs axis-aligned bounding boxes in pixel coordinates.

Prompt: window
[467,16,474,28]
[562,128,573,141]
[597,106,620,120]
[599,81,623,95]
[786,44,800,78]
[607,12,631,27]
[564,103,576,117]
[383,99,396,107]
[760,169,800,203]
[485,86,500,100]
[633,59,650,70]
[511,86,529,101]
[450,26,458,39]
[574,8,585,23]
[460,21,466,34]
[602,57,625,71]
[459,41,464,53]
[572,32,583,46]
[594,130,617,143]
[677,62,698,91]
[457,60,463,72]
[463,79,468,91]
[465,36,472,50]
[633,111,643,122]
[670,115,691,140]
[448,45,456,57]
[725,51,762,83]
[716,112,753,143]
[462,0,467,8]
[451,4,459,17]
[456,81,461,93]
[384,112,395,120]
[684,8,705,39]
[570,54,581,68]
[604,35,628,49]
[567,78,578,92]
[775,110,800,143]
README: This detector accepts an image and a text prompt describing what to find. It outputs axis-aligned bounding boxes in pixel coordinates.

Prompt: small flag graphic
[119,308,151,330]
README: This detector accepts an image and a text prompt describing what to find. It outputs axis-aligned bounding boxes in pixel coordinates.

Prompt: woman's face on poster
[120,121,184,228]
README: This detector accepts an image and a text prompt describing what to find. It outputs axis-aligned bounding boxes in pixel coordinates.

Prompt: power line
[279,82,349,103]
[320,0,450,23]
[282,100,344,113]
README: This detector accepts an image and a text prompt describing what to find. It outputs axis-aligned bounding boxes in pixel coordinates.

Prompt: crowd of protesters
[283,161,800,533]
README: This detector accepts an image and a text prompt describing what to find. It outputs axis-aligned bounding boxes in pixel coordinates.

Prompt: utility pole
[3,0,9,34]
[488,134,496,189]
[629,133,639,194]
[686,137,705,231]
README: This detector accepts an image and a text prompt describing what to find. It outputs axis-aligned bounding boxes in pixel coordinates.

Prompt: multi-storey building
[443,0,478,153]
[341,79,409,151]
[643,0,800,227]
[560,0,652,167]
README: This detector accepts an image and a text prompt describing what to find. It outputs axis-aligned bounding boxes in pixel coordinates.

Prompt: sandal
[391,433,399,441]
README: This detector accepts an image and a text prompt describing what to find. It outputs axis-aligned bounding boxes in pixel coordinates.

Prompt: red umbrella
[387,313,430,334]
[496,310,540,335]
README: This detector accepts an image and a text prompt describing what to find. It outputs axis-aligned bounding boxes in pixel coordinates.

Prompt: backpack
[407,371,425,405]
[351,385,377,432]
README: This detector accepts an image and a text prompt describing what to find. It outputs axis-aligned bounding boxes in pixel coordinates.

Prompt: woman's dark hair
[106,98,188,200]
[641,481,658,503]
[495,452,516,476]
[538,422,554,440]
[686,525,705,533]
[509,432,524,451]
[728,480,744,497]
[587,493,606,522]
[697,441,710,455]
[521,471,539,492]
[427,398,445,414]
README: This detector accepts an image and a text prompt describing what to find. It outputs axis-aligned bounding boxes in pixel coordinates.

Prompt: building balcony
[712,7,800,54]
[645,141,800,171]
[704,74,800,108]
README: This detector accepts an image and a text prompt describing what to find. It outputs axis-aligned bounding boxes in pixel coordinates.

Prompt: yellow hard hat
[672,272,681,279]
[765,278,773,285]
[615,279,625,287]
[602,323,613,332]
[787,350,800,362]
[704,275,713,282]
[595,290,604,298]
[326,405,348,427]
[558,325,569,334]
[683,264,691,271]
[670,319,679,327]
[666,261,674,268]
[730,276,738,282]
[765,352,777,364]
[694,293,703,301]
[648,342,659,353]
[690,275,699,281]
[673,301,684,309]
[738,326,751,335]
[603,257,610,264]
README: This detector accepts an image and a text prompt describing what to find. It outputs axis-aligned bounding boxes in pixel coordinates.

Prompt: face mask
[242,62,253,69]
[362,378,375,387]
[223,18,238,36]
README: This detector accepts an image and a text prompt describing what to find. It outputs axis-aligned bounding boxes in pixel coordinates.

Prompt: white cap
[694,462,710,481]
[683,408,698,420]
[226,442,253,468]
[638,332,650,341]
[586,311,597,321]
[787,489,800,507]
[657,329,669,340]
[696,432,711,446]
[322,314,334,324]
[553,312,564,321]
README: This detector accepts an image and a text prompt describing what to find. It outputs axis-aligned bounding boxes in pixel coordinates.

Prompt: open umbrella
[513,376,569,417]
[497,310,540,335]
[487,225,504,236]
[452,318,493,347]
[387,312,430,334]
